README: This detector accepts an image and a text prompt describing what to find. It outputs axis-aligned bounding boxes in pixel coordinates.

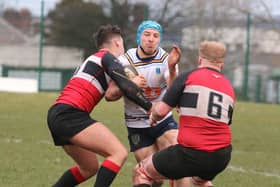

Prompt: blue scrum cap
[136,20,163,45]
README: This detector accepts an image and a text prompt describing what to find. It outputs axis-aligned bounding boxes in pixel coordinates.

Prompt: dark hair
[93,24,122,49]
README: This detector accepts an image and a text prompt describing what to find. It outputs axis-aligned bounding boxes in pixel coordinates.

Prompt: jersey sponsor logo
[142,87,161,100]
[180,85,234,124]
[212,73,221,78]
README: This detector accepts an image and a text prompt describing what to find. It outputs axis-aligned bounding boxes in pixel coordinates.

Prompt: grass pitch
[0,92,279,187]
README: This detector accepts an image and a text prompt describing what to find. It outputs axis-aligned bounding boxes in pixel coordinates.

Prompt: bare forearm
[167,67,177,87]
[150,101,172,123]
[167,44,181,87]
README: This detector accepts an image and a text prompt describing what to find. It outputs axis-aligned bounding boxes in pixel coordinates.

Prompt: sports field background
[0,92,279,187]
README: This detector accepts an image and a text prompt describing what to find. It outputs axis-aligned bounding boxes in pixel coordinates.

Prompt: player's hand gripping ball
[124,65,138,79]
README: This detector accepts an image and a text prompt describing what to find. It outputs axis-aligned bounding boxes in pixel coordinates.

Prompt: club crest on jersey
[155,68,161,74]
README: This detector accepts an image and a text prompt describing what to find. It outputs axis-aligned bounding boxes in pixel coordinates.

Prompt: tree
[98,0,149,48]
[108,0,136,48]
[144,0,279,70]
[3,8,32,35]
[47,0,109,58]
[46,0,278,64]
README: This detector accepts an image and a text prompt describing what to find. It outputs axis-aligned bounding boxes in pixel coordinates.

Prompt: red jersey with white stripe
[162,67,235,152]
[55,50,111,112]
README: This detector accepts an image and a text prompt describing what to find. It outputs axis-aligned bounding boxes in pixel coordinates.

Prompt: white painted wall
[0,77,38,93]
[0,45,83,68]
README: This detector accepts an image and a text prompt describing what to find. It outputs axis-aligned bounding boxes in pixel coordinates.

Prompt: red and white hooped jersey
[55,50,111,113]
[162,67,235,151]
[118,47,178,128]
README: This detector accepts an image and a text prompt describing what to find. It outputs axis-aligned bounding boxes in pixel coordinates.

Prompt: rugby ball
[124,65,138,79]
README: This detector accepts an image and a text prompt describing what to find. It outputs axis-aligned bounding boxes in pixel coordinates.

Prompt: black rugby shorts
[152,144,232,180]
[127,116,178,152]
[47,103,97,146]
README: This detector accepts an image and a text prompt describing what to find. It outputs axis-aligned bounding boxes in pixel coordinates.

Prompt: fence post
[144,5,149,20]
[277,81,280,104]
[242,13,251,101]
[2,65,9,77]
[38,0,45,92]
[255,75,262,102]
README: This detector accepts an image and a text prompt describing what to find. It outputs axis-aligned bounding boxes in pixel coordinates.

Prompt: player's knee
[112,143,128,163]
[117,145,128,161]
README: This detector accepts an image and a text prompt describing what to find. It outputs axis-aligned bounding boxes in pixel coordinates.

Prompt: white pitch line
[228,165,280,179]
[2,138,53,145]
[37,140,52,144]
[3,138,23,143]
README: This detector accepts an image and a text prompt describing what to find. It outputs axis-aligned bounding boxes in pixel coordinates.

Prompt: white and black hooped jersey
[118,47,178,128]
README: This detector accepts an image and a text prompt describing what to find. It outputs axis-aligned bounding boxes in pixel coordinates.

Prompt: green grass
[0,92,279,187]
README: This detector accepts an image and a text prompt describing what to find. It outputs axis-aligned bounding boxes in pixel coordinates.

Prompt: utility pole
[38,0,44,91]
[144,5,149,20]
[242,13,251,101]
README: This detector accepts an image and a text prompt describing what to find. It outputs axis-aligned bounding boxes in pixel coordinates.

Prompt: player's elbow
[154,102,171,118]
[105,92,122,101]
[156,108,168,118]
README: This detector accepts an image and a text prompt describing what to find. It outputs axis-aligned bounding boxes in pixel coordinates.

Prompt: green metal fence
[270,70,280,104]
[1,65,75,91]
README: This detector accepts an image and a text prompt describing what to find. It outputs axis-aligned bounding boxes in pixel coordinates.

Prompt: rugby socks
[53,166,85,187]
[169,180,174,187]
[93,159,120,187]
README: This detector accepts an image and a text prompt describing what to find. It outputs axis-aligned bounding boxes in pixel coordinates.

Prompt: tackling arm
[105,80,123,101]
[102,52,152,111]
[150,71,187,125]
[150,101,172,125]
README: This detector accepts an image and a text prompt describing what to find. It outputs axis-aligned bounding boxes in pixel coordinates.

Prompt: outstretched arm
[167,45,181,87]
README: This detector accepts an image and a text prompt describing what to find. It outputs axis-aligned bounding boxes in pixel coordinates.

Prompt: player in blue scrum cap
[136,20,163,46]
[106,20,188,186]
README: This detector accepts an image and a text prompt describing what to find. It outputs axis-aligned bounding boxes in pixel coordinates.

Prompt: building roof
[0,17,28,45]
[0,16,83,68]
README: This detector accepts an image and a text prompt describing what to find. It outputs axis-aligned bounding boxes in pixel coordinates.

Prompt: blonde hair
[199,41,226,63]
